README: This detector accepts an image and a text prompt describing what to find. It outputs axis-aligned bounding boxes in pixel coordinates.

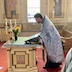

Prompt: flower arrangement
[13,28,18,36]
[13,26,20,36]
[13,26,20,41]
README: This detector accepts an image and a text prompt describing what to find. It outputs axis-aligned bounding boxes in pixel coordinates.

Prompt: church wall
[66,0,72,22]
[0,0,72,32]
[65,0,72,31]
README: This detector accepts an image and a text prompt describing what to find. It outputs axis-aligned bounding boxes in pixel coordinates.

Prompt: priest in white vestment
[34,13,64,68]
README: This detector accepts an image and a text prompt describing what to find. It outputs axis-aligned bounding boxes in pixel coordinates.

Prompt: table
[2,37,40,72]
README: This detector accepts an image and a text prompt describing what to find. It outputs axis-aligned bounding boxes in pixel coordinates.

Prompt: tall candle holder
[9,19,15,41]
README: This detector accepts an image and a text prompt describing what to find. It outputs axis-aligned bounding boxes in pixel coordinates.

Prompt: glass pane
[27,0,40,22]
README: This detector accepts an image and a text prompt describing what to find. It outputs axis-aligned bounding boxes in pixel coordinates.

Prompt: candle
[5,26,8,35]
[5,18,7,22]
[10,20,12,31]
[5,18,8,35]
[10,20,12,24]
[15,19,17,26]
[5,18,7,26]
[53,10,55,18]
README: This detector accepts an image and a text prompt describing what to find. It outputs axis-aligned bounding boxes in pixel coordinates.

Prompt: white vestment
[39,15,64,63]
[61,48,72,72]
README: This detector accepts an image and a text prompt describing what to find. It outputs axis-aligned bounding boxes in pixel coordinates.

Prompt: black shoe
[48,65,59,68]
[43,65,59,69]
[43,66,48,69]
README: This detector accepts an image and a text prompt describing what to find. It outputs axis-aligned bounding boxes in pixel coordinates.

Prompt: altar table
[2,37,40,72]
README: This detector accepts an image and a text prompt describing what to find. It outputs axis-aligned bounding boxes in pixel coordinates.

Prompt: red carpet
[0,42,66,72]
[36,49,66,72]
[0,42,8,72]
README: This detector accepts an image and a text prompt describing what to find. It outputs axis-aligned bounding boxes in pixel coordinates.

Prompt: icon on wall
[4,0,18,19]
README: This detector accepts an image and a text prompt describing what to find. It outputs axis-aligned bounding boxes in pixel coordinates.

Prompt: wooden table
[2,37,39,72]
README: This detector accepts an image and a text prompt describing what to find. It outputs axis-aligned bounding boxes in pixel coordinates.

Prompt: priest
[34,13,64,68]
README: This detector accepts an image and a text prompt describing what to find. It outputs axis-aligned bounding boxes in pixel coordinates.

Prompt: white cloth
[61,48,72,72]
[39,15,64,63]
